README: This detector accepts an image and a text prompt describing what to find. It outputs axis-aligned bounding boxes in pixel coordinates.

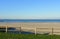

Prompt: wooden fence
[0,26,60,35]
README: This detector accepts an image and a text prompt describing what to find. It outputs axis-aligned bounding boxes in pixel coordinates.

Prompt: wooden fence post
[35,27,37,35]
[6,26,8,33]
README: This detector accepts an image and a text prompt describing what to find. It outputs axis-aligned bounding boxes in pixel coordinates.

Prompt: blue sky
[0,0,60,19]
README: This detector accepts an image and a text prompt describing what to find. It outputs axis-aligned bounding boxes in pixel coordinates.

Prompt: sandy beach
[0,22,60,35]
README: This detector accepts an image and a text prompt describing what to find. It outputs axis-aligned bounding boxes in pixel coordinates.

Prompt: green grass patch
[0,32,60,39]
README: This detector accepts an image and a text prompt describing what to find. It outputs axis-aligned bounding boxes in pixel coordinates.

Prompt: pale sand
[0,22,60,35]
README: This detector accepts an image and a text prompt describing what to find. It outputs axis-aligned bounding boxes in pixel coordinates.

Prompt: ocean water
[0,19,60,23]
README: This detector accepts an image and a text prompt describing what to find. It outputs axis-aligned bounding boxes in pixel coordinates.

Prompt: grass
[0,32,60,39]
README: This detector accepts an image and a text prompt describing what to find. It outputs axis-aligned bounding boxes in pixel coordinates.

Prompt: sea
[0,19,60,23]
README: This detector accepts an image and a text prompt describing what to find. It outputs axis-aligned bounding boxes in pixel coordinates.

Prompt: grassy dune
[0,33,60,39]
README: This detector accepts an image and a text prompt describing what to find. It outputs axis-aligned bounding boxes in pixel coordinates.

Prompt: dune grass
[0,32,60,39]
